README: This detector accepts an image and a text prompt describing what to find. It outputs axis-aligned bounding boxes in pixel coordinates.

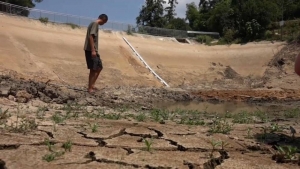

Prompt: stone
[86,97,97,106]
[16,90,33,103]
[8,95,16,101]
[0,87,10,97]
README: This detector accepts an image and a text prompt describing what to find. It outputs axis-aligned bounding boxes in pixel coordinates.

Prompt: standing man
[295,53,300,76]
[84,14,108,94]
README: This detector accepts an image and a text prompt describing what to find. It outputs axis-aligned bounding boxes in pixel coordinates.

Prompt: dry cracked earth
[1,73,300,169]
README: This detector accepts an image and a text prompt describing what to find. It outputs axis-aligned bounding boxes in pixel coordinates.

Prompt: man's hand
[92,51,97,57]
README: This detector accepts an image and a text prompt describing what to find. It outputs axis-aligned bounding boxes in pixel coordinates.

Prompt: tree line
[136,0,300,43]
[0,0,43,16]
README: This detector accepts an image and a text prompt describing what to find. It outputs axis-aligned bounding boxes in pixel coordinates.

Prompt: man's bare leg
[91,69,101,90]
[88,70,98,93]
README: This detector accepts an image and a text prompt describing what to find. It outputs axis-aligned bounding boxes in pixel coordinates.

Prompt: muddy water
[155,101,285,114]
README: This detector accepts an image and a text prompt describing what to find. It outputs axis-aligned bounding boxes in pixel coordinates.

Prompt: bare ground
[1,13,300,169]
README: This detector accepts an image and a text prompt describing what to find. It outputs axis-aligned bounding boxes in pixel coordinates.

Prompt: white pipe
[122,37,170,87]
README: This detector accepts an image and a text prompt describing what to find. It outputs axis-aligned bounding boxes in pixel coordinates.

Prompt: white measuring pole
[122,37,170,87]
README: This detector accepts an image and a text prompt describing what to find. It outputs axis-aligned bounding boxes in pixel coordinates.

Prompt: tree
[136,0,166,28]
[165,0,178,23]
[0,0,43,8]
[165,17,191,30]
[0,0,43,16]
[186,2,201,30]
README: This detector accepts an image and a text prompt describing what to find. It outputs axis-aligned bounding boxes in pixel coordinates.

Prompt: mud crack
[123,147,134,155]
[39,129,54,138]
[203,150,230,169]
[147,127,164,137]
[0,144,20,150]
[77,132,107,147]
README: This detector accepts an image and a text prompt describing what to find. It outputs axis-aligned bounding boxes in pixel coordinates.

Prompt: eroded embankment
[1,74,300,110]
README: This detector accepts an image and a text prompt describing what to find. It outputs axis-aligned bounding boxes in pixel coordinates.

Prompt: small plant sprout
[143,137,154,152]
[275,145,298,161]
[221,140,229,150]
[44,138,53,152]
[209,139,221,158]
[51,112,65,132]
[135,113,146,122]
[42,151,65,162]
[246,127,253,139]
[62,140,72,152]
[269,123,284,133]
[91,123,98,133]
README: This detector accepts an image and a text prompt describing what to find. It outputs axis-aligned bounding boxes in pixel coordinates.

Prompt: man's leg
[88,70,95,93]
[90,54,103,90]
[91,69,101,90]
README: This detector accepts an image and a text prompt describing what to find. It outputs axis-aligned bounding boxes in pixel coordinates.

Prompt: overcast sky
[173,0,198,18]
[34,0,198,24]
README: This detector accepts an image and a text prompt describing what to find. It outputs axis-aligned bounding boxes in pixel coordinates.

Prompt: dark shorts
[85,50,103,70]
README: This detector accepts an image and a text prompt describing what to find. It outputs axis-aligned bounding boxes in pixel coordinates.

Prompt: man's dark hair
[98,14,108,21]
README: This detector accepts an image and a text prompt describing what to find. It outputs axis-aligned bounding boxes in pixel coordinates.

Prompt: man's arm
[89,35,96,57]
[89,22,98,57]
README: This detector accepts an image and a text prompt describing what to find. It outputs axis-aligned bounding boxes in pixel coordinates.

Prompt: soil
[0,13,300,169]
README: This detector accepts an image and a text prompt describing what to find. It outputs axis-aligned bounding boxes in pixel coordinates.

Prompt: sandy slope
[0,13,286,89]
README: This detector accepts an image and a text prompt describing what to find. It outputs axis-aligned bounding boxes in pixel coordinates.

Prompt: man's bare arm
[89,35,96,57]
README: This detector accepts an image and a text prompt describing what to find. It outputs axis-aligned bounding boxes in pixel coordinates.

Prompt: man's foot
[92,86,100,91]
[88,89,95,94]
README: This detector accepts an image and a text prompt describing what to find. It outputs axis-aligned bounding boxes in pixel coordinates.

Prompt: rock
[0,86,10,97]
[16,90,33,103]
[38,92,51,103]
[0,159,7,169]
[86,97,97,106]
[8,95,16,101]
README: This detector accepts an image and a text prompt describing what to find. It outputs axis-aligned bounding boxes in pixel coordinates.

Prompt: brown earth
[1,13,300,169]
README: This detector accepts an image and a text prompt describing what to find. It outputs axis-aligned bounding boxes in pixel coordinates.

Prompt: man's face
[99,19,107,25]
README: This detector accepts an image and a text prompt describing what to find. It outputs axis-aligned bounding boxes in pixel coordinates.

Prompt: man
[295,53,300,76]
[84,14,108,94]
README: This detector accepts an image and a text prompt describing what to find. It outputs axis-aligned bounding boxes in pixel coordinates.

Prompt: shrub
[264,30,273,39]
[39,17,49,24]
[196,35,213,45]
[223,29,235,44]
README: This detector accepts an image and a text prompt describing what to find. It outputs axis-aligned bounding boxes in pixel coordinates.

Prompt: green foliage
[65,23,80,29]
[0,0,43,8]
[284,108,300,118]
[232,111,254,124]
[196,35,213,45]
[135,113,147,122]
[39,17,49,24]
[275,145,298,160]
[209,117,233,134]
[223,29,236,43]
[182,0,300,43]
[62,140,72,152]
[136,0,167,28]
[143,138,154,152]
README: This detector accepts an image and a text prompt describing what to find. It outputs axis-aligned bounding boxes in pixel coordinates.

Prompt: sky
[34,0,198,25]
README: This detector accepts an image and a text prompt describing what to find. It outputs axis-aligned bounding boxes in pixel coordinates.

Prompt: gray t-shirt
[84,21,99,52]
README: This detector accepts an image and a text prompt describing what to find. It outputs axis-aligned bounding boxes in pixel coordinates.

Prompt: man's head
[97,14,108,25]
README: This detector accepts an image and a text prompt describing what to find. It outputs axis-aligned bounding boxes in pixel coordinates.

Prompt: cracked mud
[1,96,300,169]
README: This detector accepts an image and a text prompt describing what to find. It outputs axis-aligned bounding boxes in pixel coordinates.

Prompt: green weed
[135,113,147,122]
[39,17,49,24]
[276,145,298,160]
[232,111,254,124]
[143,138,154,152]
[209,117,233,134]
[62,140,72,152]
[284,108,300,118]
[42,151,65,162]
